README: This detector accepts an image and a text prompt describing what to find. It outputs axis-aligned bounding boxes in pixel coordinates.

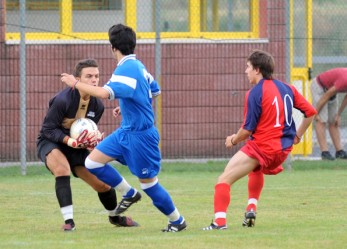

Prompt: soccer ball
[70,118,98,139]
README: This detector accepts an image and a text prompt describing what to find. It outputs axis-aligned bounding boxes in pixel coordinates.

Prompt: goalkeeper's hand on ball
[67,129,89,148]
[85,130,104,150]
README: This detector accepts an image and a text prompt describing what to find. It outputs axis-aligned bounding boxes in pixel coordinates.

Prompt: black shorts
[37,138,90,177]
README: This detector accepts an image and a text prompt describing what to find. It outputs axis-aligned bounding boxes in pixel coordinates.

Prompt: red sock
[214,183,230,226]
[246,170,264,212]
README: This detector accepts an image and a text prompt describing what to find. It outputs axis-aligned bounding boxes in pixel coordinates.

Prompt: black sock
[98,188,117,212]
[55,176,72,208]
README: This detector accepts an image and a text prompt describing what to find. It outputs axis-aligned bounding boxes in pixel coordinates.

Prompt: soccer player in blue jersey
[37,59,139,231]
[202,50,316,230]
[61,24,186,232]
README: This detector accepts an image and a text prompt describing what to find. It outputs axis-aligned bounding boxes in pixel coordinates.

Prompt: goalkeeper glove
[67,129,89,148]
[85,130,104,150]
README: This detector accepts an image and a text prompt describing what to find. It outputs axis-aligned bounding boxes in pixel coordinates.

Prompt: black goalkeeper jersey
[37,87,104,144]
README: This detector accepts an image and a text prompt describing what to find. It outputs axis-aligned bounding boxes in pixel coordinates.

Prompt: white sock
[108,207,117,217]
[115,178,132,196]
[248,198,258,206]
[167,208,181,222]
[61,205,73,221]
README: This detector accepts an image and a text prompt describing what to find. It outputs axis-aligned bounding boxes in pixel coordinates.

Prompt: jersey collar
[118,54,136,66]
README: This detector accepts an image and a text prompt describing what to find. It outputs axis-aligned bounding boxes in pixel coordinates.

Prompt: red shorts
[240,140,292,175]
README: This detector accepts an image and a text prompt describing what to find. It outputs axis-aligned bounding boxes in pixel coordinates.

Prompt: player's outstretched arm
[294,115,315,145]
[61,73,110,99]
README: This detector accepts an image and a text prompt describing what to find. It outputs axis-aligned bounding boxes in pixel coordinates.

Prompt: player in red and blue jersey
[203,50,317,230]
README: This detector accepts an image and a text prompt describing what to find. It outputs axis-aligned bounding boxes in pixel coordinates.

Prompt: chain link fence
[310,0,347,159]
[1,0,347,167]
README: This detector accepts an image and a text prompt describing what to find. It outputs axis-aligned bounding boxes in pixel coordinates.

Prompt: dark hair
[247,50,275,79]
[108,24,136,55]
[73,59,98,77]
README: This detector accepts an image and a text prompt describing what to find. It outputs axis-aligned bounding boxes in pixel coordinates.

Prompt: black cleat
[109,215,139,227]
[62,222,76,232]
[242,210,256,227]
[162,219,187,232]
[115,191,142,215]
[202,221,227,231]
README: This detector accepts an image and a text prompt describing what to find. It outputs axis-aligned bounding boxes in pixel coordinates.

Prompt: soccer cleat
[242,210,256,227]
[202,221,227,231]
[115,191,142,215]
[62,223,76,232]
[321,151,335,160]
[109,215,139,227]
[162,220,187,232]
[335,150,347,159]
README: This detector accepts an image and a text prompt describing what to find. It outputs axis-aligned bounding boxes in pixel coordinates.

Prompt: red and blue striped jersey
[242,79,316,154]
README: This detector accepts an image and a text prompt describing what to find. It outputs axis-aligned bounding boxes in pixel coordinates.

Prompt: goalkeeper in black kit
[36,59,140,231]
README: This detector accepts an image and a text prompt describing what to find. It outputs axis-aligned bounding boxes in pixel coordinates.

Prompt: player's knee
[85,157,104,170]
[52,167,70,176]
[92,182,110,193]
[47,162,70,176]
[217,173,234,185]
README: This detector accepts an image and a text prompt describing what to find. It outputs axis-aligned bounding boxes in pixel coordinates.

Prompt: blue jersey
[99,54,162,178]
[103,54,160,131]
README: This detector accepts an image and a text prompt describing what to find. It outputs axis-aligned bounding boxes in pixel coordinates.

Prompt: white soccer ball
[70,118,98,139]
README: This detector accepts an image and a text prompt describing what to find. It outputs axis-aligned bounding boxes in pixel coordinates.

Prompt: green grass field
[0,160,346,249]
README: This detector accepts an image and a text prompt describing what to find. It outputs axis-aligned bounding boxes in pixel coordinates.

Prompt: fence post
[19,0,27,175]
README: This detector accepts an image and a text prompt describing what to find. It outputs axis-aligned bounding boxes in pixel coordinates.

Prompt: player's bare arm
[225,128,252,148]
[293,115,316,145]
[61,73,110,99]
